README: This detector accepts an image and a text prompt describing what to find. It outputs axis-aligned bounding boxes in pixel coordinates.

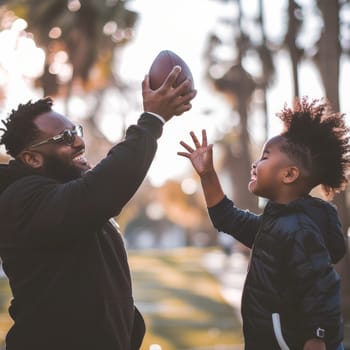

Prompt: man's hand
[303,339,326,350]
[142,66,197,122]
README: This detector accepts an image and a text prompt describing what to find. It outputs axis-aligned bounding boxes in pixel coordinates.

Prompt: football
[149,50,194,91]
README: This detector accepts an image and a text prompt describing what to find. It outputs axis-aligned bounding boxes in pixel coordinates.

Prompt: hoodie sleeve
[208,196,261,248]
[285,214,343,346]
[8,113,163,245]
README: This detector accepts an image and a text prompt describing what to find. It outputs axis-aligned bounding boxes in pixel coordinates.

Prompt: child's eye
[261,156,268,160]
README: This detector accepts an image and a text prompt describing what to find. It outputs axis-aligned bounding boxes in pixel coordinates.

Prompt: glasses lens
[76,125,83,138]
[62,129,75,145]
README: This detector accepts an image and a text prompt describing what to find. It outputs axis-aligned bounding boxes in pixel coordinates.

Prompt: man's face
[30,111,91,182]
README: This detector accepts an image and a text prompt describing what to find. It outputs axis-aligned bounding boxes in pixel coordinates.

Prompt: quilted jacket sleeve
[208,196,261,248]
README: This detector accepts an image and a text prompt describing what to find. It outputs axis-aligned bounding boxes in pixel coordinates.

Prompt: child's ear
[282,166,300,184]
[17,150,44,169]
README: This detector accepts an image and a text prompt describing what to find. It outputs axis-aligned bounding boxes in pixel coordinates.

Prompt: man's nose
[72,133,84,148]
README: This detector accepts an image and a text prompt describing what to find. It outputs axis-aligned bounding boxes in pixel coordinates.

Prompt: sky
[116,0,350,186]
[0,0,349,187]
[118,0,239,186]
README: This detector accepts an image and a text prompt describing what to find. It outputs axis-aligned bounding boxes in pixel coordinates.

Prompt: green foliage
[3,0,138,94]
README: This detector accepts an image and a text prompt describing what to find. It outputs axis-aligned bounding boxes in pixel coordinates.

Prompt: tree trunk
[224,106,260,214]
[315,0,350,325]
[286,0,301,98]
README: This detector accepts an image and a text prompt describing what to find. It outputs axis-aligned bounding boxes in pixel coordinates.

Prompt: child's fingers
[202,129,207,147]
[190,131,200,148]
[177,151,191,159]
[179,140,194,153]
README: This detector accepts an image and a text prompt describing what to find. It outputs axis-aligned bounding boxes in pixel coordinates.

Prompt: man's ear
[18,150,44,168]
[282,166,300,184]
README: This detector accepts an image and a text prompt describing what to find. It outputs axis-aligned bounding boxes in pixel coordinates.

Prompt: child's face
[248,135,295,201]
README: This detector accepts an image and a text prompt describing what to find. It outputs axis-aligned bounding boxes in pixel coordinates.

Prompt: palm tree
[284,0,303,98]
[2,0,138,155]
[312,0,350,335]
[4,0,138,119]
[204,0,275,213]
[206,0,350,342]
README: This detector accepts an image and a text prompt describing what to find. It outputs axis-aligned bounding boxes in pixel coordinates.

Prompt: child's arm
[178,130,261,248]
[178,129,224,207]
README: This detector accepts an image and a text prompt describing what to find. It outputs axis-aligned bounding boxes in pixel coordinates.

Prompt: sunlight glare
[49,51,72,83]
[181,178,197,195]
[49,27,62,39]
[0,27,45,79]
[17,38,45,78]
[146,202,165,220]
[103,21,118,36]
[11,18,27,32]
[67,0,81,12]
[149,345,162,350]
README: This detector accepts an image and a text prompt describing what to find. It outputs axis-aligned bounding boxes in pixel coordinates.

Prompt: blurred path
[129,248,244,350]
[201,249,249,324]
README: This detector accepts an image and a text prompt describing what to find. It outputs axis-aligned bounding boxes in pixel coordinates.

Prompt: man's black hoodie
[0,113,163,350]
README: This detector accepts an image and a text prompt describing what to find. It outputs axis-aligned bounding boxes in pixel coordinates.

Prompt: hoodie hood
[0,160,40,195]
[267,195,346,264]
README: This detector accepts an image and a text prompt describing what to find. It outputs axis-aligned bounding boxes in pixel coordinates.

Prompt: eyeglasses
[27,125,83,149]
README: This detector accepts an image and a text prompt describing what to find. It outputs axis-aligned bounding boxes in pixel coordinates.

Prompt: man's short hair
[0,97,53,157]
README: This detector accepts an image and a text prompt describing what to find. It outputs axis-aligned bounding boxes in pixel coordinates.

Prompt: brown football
[149,50,194,91]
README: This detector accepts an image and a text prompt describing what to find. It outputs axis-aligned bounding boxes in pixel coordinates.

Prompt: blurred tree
[281,0,350,335]
[157,180,216,246]
[204,0,275,213]
[311,0,350,330]
[4,0,137,97]
[2,0,138,141]
[284,0,303,98]
[206,0,350,341]
[257,0,276,138]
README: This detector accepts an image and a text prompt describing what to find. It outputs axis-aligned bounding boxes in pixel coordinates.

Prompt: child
[178,97,348,350]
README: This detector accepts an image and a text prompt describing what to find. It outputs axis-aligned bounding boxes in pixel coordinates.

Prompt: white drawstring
[272,313,290,350]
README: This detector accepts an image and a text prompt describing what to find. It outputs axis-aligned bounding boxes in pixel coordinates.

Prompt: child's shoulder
[272,209,316,236]
[266,196,334,238]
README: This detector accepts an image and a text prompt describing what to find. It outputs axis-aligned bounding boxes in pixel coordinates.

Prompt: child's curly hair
[277,96,350,193]
[0,97,53,158]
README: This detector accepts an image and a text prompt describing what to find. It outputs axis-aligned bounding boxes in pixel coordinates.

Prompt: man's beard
[42,153,83,182]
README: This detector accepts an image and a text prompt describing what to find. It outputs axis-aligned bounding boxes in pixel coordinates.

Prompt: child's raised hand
[179,129,224,207]
[178,130,214,177]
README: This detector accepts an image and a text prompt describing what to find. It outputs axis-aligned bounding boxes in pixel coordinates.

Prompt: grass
[1,246,348,349]
[129,247,243,350]
[0,278,13,347]
[0,247,244,350]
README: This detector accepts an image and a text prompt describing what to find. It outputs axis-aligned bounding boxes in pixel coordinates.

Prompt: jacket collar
[264,195,311,216]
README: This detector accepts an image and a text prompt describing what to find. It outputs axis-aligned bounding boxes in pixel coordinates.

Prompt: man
[0,67,196,350]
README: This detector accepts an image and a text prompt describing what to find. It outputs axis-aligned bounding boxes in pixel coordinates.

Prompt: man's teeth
[73,154,86,162]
